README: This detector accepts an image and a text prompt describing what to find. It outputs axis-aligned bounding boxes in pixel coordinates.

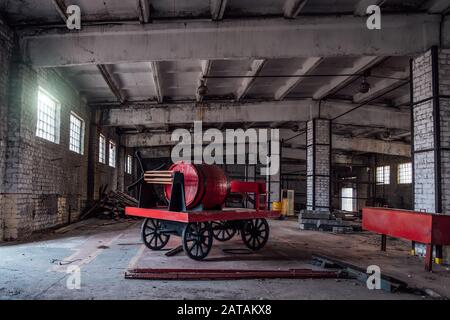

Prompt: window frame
[99,134,106,164]
[109,140,116,168]
[398,162,412,184]
[36,87,61,144]
[125,154,133,174]
[376,165,390,185]
[69,112,85,155]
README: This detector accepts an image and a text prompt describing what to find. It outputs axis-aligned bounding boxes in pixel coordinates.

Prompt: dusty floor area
[0,217,448,300]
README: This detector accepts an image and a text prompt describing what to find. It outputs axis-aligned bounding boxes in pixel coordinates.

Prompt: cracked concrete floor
[0,218,439,300]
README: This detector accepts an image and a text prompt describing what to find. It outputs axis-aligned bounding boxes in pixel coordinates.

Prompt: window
[376,165,390,185]
[99,134,106,163]
[69,112,84,154]
[341,188,354,212]
[398,163,412,184]
[36,88,60,143]
[109,141,116,168]
[125,155,133,174]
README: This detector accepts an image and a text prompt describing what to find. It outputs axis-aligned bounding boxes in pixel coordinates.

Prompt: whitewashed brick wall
[412,48,450,214]
[306,119,330,211]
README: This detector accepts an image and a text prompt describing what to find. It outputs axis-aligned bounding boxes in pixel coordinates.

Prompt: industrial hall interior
[1,0,450,301]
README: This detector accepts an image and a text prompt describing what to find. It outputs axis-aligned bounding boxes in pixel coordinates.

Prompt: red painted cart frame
[126,207,280,223]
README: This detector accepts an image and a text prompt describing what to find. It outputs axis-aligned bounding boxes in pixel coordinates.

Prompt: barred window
[125,155,133,174]
[69,112,84,154]
[376,165,390,185]
[109,141,116,168]
[398,163,412,184]
[36,88,60,143]
[99,134,106,163]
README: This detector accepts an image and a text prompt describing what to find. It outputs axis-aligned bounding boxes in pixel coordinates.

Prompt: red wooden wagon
[126,156,279,260]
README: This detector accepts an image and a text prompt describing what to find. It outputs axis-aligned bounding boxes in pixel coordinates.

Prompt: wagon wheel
[182,222,213,260]
[211,221,236,242]
[141,218,170,250]
[241,219,269,251]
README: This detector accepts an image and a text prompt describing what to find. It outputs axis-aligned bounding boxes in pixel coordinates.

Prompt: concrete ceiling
[0,0,440,25]
[1,0,447,157]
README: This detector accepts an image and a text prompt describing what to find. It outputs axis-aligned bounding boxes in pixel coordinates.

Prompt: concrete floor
[0,218,447,300]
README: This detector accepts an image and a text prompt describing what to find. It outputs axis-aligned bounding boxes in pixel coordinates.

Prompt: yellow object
[281,189,295,216]
[435,258,443,265]
[272,201,282,212]
[410,249,416,256]
[281,199,289,215]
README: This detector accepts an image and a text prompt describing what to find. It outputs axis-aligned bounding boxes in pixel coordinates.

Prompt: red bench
[362,207,450,271]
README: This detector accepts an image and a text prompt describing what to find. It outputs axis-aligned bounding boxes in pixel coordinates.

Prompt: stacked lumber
[81,186,139,220]
[143,171,173,185]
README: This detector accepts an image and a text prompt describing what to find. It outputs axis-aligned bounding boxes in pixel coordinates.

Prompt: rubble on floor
[81,185,138,220]
[298,210,361,233]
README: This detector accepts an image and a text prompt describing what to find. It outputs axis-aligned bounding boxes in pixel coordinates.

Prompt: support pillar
[306,118,331,213]
[117,145,125,192]
[412,47,450,264]
[265,133,281,210]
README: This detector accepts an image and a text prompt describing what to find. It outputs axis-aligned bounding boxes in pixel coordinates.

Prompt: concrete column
[412,47,450,262]
[412,47,450,214]
[266,137,281,210]
[306,118,331,212]
[117,145,125,192]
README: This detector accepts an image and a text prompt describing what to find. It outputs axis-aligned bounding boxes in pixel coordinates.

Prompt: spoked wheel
[141,218,170,250]
[182,222,213,260]
[241,219,269,251]
[211,221,236,242]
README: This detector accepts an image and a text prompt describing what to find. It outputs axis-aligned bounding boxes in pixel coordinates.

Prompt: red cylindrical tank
[164,161,229,210]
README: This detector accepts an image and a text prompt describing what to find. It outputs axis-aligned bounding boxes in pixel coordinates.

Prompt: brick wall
[412,48,450,214]
[306,118,330,212]
[1,62,91,239]
[0,19,13,240]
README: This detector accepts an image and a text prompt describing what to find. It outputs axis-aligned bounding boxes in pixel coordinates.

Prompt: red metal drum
[164,161,229,210]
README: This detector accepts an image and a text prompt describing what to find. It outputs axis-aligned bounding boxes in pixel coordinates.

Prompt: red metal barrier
[362,207,450,271]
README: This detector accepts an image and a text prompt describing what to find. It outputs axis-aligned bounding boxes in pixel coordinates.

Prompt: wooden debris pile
[81,185,139,220]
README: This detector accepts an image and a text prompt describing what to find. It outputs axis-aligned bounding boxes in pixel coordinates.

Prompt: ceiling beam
[19,15,444,67]
[283,0,308,18]
[197,60,212,102]
[122,131,410,157]
[51,0,68,22]
[353,69,409,104]
[235,59,266,101]
[425,0,450,13]
[211,0,228,21]
[149,61,163,103]
[97,64,126,104]
[354,0,384,16]
[138,0,151,23]
[101,100,410,131]
[312,56,383,100]
[274,57,322,101]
